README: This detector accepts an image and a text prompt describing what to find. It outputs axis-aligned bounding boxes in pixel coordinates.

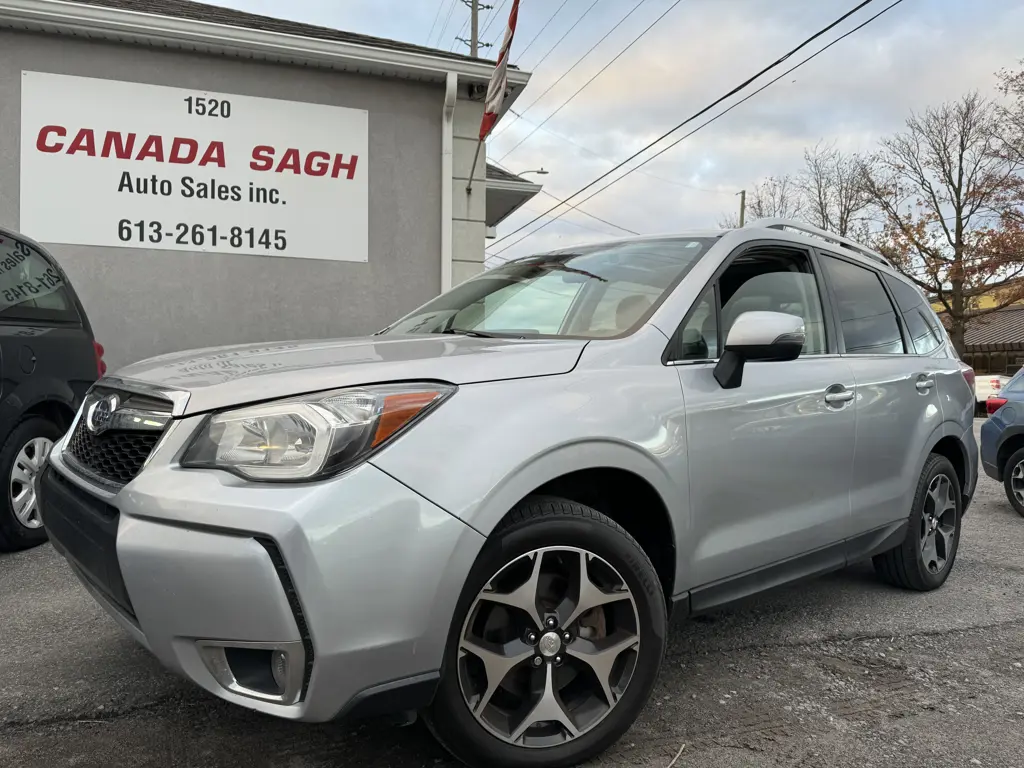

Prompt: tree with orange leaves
[861,93,1024,354]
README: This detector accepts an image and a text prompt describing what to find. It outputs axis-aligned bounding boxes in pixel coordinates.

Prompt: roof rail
[745,218,892,268]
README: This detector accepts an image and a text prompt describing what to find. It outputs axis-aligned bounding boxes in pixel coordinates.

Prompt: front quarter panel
[369,326,693,593]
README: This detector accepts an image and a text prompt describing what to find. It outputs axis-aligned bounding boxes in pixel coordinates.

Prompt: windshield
[382,237,719,339]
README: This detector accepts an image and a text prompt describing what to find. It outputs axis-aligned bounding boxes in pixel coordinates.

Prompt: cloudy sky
[215,0,1022,262]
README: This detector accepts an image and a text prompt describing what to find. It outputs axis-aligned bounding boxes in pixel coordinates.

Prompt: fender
[988,422,1024,481]
[0,375,81,438]
[459,438,687,588]
[918,419,973,498]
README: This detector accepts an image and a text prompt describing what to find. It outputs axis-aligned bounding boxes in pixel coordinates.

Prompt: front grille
[64,386,173,489]
[67,428,161,486]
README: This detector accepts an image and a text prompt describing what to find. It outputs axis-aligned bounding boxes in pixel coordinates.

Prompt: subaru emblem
[85,394,120,434]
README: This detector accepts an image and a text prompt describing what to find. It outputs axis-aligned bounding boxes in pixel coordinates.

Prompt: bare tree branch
[860,93,1024,353]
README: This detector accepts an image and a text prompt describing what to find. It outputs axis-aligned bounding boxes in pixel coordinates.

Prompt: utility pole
[737,189,746,227]
[456,1,492,56]
[470,0,479,57]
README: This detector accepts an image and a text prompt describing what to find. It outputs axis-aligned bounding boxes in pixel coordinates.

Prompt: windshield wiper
[441,327,503,338]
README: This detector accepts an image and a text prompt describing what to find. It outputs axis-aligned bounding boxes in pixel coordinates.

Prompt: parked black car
[0,227,103,552]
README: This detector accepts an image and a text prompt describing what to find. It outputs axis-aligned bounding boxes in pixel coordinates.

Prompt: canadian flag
[478,0,521,141]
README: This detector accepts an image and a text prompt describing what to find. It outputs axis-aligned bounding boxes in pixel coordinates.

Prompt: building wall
[0,31,447,371]
[452,96,487,286]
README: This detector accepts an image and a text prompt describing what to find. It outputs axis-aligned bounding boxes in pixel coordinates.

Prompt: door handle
[824,390,855,404]
[915,377,935,391]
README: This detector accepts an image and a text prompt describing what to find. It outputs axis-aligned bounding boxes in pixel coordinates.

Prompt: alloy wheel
[920,473,957,574]
[457,546,641,748]
[1010,460,1024,507]
[10,437,53,529]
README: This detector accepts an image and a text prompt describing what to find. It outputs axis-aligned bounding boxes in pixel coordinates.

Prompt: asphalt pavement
[2,421,1023,767]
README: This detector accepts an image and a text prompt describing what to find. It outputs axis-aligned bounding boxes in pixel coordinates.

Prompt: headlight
[181,382,455,481]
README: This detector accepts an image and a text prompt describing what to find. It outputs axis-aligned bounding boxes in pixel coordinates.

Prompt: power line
[489,159,640,234]
[524,0,602,72]
[486,0,894,258]
[481,0,509,39]
[433,0,460,48]
[520,208,625,238]
[490,4,904,262]
[425,0,446,45]
[484,212,627,270]
[515,0,573,62]
[497,0,687,162]
[450,15,470,51]
[489,0,650,141]
[506,108,733,194]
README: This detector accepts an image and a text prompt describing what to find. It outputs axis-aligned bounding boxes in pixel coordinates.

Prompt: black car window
[0,235,79,323]
[822,255,904,355]
[882,274,943,355]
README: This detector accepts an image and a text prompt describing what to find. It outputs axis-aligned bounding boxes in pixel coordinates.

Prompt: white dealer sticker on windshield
[19,71,368,262]
[0,235,65,313]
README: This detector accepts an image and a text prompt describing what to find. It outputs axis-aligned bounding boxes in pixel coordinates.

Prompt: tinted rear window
[882,274,944,355]
[0,234,79,323]
[822,255,903,354]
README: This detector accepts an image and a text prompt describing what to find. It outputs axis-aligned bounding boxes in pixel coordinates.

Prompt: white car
[977,374,1010,414]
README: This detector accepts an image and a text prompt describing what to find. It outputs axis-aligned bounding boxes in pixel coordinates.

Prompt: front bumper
[41,425,484,723]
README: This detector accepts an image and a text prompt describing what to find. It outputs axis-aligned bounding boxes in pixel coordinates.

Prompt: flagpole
[466,139,484,193]
[470,0,519,193]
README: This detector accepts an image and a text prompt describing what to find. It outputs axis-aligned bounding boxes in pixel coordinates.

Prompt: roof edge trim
[0,0,533,87]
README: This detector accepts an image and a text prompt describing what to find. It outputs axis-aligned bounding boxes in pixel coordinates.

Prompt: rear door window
[882,274,944,355]
[821,254,903,355]
[0,235,79,323]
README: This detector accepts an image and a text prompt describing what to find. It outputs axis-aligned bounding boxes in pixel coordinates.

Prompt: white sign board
[20,72,368,262]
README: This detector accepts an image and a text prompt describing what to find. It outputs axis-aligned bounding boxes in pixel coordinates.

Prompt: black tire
[425,496,667,768]
[873,454,962,591]
[0,417,62,553]
[1001,447,1024,518]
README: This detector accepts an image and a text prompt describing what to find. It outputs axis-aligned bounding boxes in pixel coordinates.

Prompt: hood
[113,334,588,415]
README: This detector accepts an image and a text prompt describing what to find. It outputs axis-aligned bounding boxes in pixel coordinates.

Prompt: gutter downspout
[441,72,457,294]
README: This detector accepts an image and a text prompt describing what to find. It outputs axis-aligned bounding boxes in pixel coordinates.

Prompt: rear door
[0,233,96,409]
[881,273,970,424]
[817,252,945,538]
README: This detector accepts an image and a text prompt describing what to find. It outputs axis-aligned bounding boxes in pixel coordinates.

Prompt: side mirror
[714,311,805,389]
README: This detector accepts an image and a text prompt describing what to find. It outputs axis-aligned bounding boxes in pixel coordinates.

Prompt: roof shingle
[964,305,1024,348]
[486,164,534,183]
[64,0,497,65]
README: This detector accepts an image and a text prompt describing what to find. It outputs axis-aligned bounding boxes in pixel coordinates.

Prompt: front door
[671,242,856,589]
[817,253,945,536]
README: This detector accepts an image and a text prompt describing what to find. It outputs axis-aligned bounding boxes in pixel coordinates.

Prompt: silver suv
[40,220,978,768]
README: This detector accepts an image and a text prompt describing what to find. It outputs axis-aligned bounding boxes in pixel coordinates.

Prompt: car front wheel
[427,497,667,768]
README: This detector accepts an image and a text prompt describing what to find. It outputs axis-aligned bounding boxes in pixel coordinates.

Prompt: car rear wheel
[426,497,666,768]
[1001,447,1024,518]
[0,417,62,552]
[873,454,962,591]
